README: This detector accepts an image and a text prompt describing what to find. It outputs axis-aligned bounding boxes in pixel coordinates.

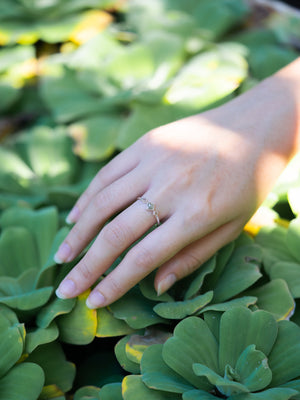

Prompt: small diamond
[147,202,154,210]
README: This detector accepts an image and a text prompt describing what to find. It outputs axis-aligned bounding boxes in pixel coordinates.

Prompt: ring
[137,197,160,226]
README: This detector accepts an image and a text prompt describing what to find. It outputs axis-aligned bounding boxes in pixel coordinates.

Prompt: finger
[54,168,147,263]
[85,216,191,308]
[66,147,140,223]
[55,195,167,300]
[154,220,241,295]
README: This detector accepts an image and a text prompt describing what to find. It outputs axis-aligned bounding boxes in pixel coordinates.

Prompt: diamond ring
[137,197,160,226]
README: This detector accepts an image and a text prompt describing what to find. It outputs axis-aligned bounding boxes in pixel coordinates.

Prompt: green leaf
[25,322,59,354]
[268,320,300,386]
[36,297,76,328]
[122,375,181,400]
[0,206,58,267]
[192,364,249,397]
[0,363,44,400]
[116,102,188,150]
[0,227,39,278]
[115,335,141,374]
[268,261,300,298]
[255,226,296,268]
[56,290,97,344]
[235,345,272,391]
[183,389,219,400]
[68,114,122,161]
[203,242,235,290]
[96,307,135,337]
[218,307,277,374]
[212,245,262,303]
[40,68,105,123]
[245,279,295,320]
[247,44,298,80]
[154,291,213,319]
[229,388,298,400]
[168,0,250,40]
[99,383,122,400]
[26,342,75,393]
[163,43,248,111]
[139,272,173,302]
[286,218,300,263]
[162,317,218,391]
[38,384,65,400]
[0,312,24,378]
[0,286,53,311]
[141,344,194,393]
[280,379,300,400]
[201,296,257,314]
[126,329,172,365]
[0,81,21,112]
[184,257,216,300]
[109,287,164,329]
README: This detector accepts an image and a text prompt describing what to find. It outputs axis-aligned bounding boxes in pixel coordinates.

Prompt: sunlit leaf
[56,290,97,345]
[96,307,135,337]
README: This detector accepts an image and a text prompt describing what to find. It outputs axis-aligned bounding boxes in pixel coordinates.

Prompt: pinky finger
[154,220,242,296]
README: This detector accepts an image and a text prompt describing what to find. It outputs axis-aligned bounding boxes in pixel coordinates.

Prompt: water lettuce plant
[123,307,300,400]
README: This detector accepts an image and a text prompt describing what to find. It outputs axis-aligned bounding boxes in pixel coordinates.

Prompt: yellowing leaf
[70,10,113,45]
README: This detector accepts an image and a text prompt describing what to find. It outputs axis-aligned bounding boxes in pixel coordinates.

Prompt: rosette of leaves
[108,234,295,332]
[0,125,102,210]
[0,0,118,45]
[122,307,300,400]
[0,304,45,400]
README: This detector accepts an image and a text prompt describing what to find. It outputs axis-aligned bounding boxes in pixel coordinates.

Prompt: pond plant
[0,0,300,399]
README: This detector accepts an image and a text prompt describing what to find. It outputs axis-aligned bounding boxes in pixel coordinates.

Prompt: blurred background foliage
[1,0,300,399]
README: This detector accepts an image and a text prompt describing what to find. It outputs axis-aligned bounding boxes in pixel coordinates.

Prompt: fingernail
[86,291,106,309]
[66,206,80,224]
[157,274,177,296]
[54,242,71,264]
[56,279,76,299]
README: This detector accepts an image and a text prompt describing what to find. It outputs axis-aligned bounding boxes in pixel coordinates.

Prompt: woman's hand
[54,60,300,308]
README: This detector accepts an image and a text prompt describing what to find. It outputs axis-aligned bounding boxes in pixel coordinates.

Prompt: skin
[55,57,300,309]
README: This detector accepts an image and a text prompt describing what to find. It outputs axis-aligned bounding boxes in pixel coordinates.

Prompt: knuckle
[106,277,123,296]
[182,253,202,275]
[131,246,155,271]
[77,257,95,282]
[101,221,132,250]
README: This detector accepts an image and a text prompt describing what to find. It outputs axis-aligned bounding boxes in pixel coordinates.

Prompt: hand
[54,87,294,309]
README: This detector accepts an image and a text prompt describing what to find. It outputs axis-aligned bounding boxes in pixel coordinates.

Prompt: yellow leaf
[69,10,113,45]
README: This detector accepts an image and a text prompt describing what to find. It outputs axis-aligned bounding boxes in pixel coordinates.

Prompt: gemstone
[147,202,154,210]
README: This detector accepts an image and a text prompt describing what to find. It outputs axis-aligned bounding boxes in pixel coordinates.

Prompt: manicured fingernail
[56,279,76,299]
[54,242,71,264]
[86,291,106,309]
[66,206,80,224]
[157,274,177,296]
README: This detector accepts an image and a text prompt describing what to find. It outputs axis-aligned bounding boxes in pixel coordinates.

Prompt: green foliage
[137,308,300,399]
[0,0,300,399]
